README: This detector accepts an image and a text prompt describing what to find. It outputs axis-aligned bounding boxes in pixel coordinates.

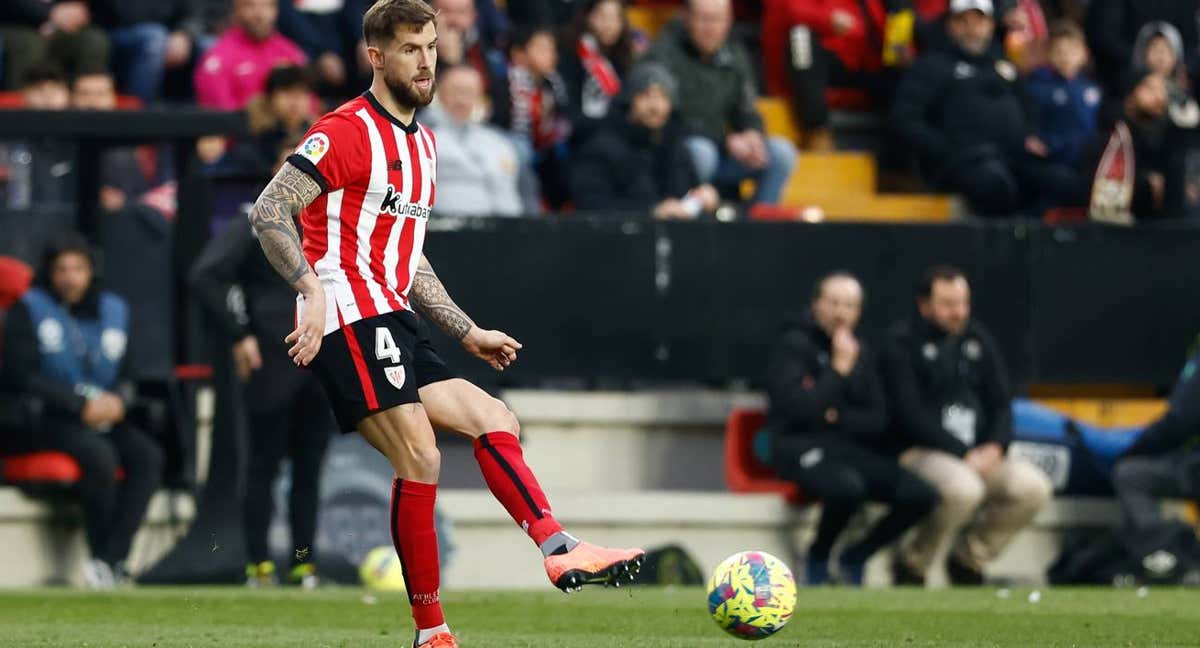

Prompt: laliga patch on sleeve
[297,132,331,164]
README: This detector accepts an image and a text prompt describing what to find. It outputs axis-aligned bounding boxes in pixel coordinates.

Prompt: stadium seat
[723,408,803,504]
[1,451,125,485]
[626,5,679,39]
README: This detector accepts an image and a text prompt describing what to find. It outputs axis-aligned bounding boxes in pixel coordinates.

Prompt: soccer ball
[706,550,797,640]
[359,545,407,592]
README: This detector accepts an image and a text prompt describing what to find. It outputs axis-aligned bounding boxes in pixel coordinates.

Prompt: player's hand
[287,279,326,367]
[462,326,522,371]
[232,335,263,381]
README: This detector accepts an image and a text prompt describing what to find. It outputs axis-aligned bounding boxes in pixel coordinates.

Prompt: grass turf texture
[1,587,1198,647]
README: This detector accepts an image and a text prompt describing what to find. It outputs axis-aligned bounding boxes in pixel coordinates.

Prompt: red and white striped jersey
[287,91,437,335]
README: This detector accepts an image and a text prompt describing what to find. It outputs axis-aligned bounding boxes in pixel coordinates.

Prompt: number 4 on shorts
[375,327,401,364]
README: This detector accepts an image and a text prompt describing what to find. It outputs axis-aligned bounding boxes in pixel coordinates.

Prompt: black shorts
[310,309,456,433]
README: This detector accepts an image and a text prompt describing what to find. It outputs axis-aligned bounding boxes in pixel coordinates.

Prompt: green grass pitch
[1,586,1198,647]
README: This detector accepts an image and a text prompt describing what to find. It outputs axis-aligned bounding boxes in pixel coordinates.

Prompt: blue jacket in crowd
[1025,66,1103,168]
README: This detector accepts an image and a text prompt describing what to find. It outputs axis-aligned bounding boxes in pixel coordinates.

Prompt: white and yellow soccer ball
[359,546,407,592]
[706,550,797,640]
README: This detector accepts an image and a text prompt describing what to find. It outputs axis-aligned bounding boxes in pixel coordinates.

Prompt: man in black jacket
[891,0,1083,216]
[189,211,333,588]
[882,266,1051,585]
[569,63,719,218]
[764,272,938,585]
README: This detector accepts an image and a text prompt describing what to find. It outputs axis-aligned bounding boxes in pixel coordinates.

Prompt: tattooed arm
[410,254,522,371]
[247,162,325,365]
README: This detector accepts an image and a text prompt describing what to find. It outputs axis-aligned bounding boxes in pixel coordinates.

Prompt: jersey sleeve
[286,111,365,193]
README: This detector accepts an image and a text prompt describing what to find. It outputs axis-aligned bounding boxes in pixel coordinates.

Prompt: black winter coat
[880,316,1013,457]
[568,115,699,213]
[891,44,1033,179]
[764,312,888,451]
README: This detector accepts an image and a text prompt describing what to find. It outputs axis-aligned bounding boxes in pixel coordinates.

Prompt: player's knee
[479,398,519,437]
[402,444,441,479]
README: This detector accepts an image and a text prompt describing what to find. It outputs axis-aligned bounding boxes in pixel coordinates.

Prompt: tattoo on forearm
[248,164,321,286]
[410,256,474,340]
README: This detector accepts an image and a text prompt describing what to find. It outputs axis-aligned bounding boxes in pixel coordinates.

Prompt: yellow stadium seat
[1035,398,1168,428]
[627,6,679,39]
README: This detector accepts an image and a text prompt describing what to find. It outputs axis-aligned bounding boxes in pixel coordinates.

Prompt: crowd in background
[3,0,1200,220]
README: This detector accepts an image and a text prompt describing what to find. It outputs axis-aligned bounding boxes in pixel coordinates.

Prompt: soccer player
[245,2,644,646]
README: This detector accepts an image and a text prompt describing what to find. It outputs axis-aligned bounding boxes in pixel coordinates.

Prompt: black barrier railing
[6,204,1198,391]
[413,217,1200,391]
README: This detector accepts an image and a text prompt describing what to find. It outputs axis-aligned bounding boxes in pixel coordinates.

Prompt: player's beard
[386,72,436,110]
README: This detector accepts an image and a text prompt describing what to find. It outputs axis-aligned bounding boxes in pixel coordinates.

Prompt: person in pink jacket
[194,0,307,110]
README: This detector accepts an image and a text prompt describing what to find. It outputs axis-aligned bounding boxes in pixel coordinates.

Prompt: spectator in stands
[90,0,202,104]
[21,60,70,110]
[276,0,368,96]
[764,272,938,586]
[891,0,1083,216]
[217,65,317,177]
[433,0,509,52]
[569,63,718,218]
[195,0,307,110]
[493,25,573,209]
[0,233,164,589]
[881,266,1052,586]
[1105,68,1197,219]
[72,72,151,214]
[761,0,911,151]
[558,0,637,145]
[1085,0,1199,94]
[432,0,508,111]
[1024,21,1101,169]
[1132,22,1197,115]
[646,0,798,206]
[1112,348,1200,535]
[0,1,109,91]
[423,65,537,217]
[189,204,333,589]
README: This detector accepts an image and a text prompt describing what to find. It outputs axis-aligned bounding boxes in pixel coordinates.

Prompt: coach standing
[764,272,938,586]
[189,210,333,588]
[881,266,1051,586]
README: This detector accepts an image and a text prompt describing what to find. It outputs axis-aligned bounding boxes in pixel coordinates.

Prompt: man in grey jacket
[645,0,797,205]
[422,64,539,217]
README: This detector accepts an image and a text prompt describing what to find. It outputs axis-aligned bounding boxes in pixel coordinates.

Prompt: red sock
[390,479,444,629]
[473,432,564,545]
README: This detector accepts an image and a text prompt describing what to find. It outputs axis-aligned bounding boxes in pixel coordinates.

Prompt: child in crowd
[493,25,572,209]
[1024,21,1101,169]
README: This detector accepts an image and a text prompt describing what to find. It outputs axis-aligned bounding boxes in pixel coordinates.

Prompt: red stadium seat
[1,452,126,486]
[723,408,804,504]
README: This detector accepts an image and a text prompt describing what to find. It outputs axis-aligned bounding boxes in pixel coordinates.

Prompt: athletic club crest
[384,365,406,390]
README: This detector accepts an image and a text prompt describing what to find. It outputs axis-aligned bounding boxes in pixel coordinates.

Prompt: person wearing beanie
[568,62,719,218]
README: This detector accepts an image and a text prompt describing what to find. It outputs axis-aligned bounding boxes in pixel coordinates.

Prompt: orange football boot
[415,632,459,648]
[544,541,646,592]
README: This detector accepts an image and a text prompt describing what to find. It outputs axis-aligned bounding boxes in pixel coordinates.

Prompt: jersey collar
[364,91,420,134]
